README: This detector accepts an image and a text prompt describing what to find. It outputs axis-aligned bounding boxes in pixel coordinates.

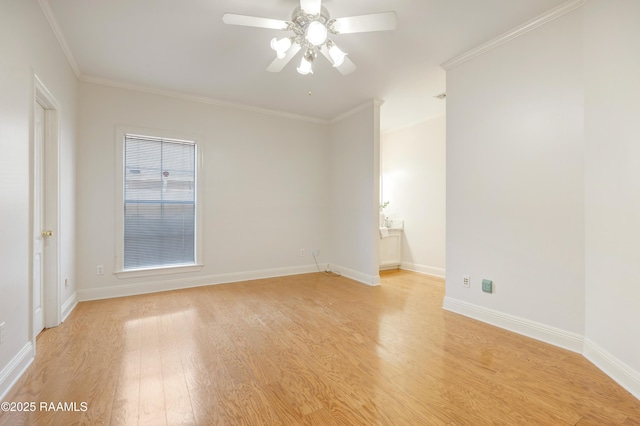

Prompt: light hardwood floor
[2,270,639,425]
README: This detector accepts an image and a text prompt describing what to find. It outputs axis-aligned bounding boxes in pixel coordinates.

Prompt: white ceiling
[43,0,568,131]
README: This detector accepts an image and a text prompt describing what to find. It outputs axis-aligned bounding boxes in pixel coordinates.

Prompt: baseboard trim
[400,262,446,279]
[78,265,320,301]
[584,338,640,401]
[0,342,34,401]
[333,265,381,286]
[61,291,78,322]
[443,296,584,353]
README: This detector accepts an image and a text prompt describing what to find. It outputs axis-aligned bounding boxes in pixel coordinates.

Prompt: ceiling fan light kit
[326,40,346,68]
[297,52,315,75]
[306,20,328,46]
[270,37,292,59]
[223,0,397,76]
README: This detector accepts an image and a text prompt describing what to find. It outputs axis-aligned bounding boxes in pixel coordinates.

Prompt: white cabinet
[379,228,402,270]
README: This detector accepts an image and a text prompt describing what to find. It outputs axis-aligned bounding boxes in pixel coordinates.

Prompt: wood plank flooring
[1,270,639,425]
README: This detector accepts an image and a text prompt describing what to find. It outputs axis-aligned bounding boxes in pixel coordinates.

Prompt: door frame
[30,74,62,344]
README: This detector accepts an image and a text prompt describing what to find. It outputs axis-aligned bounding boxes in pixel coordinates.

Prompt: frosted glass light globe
[305,21,328,46]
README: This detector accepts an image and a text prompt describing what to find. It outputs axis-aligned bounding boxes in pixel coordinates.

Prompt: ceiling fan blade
[267,43,302,72]
[300,0,322,15]
[332,12,398,34]
[320,45,357,75]
[222,13,289,30]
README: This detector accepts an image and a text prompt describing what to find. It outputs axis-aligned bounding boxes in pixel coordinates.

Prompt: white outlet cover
[463,275,470,288]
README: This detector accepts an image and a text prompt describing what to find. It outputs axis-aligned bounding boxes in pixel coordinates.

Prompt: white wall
[0,0,77,398]
[381,115,446,277]
[444,0,640,399]
[583,0,640,391]
[445,9,585,337]
[328,103,381,285]
[76,82,331,299]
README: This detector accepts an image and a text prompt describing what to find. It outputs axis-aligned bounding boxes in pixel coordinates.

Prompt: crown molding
[331,99,385,124]
[79,75,329,125]
[441,0,588,70]
[38,0,328,125]
[37,0,81,78]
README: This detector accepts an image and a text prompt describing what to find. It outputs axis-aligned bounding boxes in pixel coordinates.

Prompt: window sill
[114,264,204,279]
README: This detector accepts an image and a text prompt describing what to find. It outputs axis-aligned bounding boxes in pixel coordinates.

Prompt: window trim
[114,125,204,278]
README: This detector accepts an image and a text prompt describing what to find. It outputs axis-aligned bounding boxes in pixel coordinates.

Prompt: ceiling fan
[222,0,397,76]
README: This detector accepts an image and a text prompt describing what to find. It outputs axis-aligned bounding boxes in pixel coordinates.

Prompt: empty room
[1,0,639,424]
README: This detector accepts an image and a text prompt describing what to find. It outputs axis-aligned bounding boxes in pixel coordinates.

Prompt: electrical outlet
[300,249,305,257]
[0,322,6,344]
[463,275,470,288]
[312,249,320,257]
[97,265,104,275]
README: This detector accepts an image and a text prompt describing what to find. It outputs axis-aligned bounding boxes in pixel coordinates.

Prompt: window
[115,128,203,277]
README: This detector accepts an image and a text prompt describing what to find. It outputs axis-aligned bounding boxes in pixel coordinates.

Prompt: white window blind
[123,134,196,270]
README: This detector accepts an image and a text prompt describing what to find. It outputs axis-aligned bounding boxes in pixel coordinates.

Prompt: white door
[33,102,46,336]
